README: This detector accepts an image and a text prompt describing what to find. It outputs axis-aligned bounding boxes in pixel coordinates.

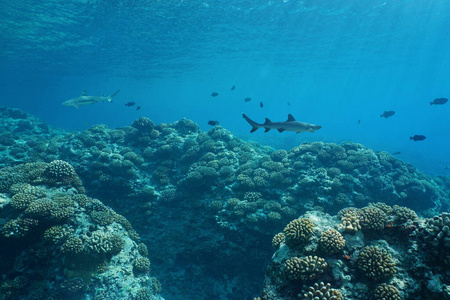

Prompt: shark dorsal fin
[82,90,87,96]
[264,118,271,124]
[287,114,295,122]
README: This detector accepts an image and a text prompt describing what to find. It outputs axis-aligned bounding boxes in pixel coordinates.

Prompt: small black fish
[231,86,235,90]
[380,111,395,118]
[136,106,141,110]
[358,119,361,124]
[260,101,263,108]
[392,151,401,155]
[244,97,251,102]
[125,102,136,107]
[208,120,219,126]
[410,135,426,141]
[287,102,291,106]
[211,92,219,97]
[430,97,448,105]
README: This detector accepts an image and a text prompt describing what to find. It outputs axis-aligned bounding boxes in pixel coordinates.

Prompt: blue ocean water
[1,0,449,176]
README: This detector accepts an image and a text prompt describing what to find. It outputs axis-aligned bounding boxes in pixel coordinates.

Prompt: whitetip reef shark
[243,113,322,133]
[62,90,120,109]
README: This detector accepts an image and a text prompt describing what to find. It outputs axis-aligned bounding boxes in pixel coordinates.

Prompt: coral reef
[319,229,345,254]
[283,218,315,246]
[357,246,397,280]
[257,207,450,300]
[0,162,163,300]
[301,282,343,300]
[0,107,449,300]
[285,256,327,280]
[374,283,401,300]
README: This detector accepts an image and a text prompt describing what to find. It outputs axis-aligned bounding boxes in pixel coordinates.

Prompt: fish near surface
[430,98,448,105]
[211,92,219,97]
[410,135,426,141]
[62,90,120,109]
[243,113,321,133]
[380,111,395,118]
[125,102,135,107]
[208,120,219,126]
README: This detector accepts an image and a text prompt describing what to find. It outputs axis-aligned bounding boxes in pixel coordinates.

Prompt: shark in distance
[62,90,120,109]
[242,113,322,133]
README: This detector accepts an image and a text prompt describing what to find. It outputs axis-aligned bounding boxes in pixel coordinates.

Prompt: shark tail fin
[243,113,260,133]
[107,90,121,102]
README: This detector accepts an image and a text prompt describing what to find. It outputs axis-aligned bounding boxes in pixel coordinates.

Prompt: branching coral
[285,256,327,280]
[272,232,285,249]
[421,212,450,264]
[319,229,345,254]
[357,246,397,280]
[301,282,343,300]
[374,283,402,300]
[359,207,387,231]
[283,218,315,246]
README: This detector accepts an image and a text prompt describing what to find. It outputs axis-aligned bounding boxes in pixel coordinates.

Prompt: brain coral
[284,255,327,280]
[283,218,315,246]
[374,283,402,300]
[301,282,343,300]
[357,246,397,280]
[319,229,345,254]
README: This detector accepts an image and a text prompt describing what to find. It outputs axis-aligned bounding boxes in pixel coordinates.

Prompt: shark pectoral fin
[264,127,270,132]
[250,128,258,133]
[108,89,120,100]
[278,128,285,133]
[74,105,79,109]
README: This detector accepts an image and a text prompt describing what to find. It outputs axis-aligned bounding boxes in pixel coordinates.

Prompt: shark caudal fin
[243,113,260,133]
[107,90,120,102]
